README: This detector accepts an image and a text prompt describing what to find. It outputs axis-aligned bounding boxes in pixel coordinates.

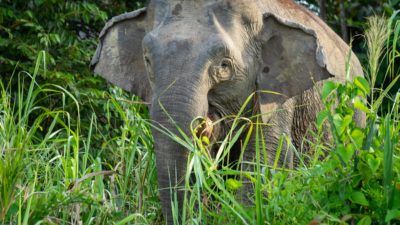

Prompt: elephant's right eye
[144,56,151,67]
[144,56,155,82]
[211,58,234,83]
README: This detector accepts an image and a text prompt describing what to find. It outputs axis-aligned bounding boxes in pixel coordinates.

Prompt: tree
[319,0,327,21]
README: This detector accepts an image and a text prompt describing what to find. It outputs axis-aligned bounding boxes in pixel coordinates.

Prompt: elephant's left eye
[212,58,234,83]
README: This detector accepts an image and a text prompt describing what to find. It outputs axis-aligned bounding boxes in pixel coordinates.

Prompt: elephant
[91,0,364,223]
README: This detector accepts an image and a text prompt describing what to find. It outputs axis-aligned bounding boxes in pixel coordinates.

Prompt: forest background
[0,0,399,224]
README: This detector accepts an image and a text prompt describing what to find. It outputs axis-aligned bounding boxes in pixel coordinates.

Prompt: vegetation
[1,51,159,224]
[0,0,399,224]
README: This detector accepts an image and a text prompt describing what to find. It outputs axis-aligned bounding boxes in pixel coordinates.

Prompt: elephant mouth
[194,108,222,144]
[195,115,216,139]
[195,107,242,162]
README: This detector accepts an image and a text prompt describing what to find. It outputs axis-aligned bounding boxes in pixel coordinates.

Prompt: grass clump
[0,51,159,224]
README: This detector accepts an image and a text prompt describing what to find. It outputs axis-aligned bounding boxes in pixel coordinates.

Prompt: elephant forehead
[150,0,262,28]
[147,0,261,59]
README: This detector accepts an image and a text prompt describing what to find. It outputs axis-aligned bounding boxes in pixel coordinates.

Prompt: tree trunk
[339,0,349,43]
[319,0,327,22]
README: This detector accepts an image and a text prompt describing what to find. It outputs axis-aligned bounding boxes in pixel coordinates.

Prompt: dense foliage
[0,0,399,224]
[0,0,145,74]
[0,0,147,145]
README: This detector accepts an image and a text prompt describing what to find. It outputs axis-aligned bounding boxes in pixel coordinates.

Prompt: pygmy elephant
[91,0,364,223]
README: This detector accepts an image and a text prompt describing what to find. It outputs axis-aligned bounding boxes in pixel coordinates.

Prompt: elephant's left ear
[256,13,333,112]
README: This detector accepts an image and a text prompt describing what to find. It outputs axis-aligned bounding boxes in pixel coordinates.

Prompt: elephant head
[91,0,363,223]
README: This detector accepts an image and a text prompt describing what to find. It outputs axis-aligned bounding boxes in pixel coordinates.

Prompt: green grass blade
[22,172,37,225]
[372,75,400,111]
[383,116,394,210]
[255,119,264,225]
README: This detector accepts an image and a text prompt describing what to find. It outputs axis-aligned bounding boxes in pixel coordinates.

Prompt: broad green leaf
[333,114,343,132]
[366,154,380,174]
[357,161,373,180]
[354,98,370,113]
[350,191,369,206]
[351,128,365,148]
[337,144,354,164]
[322,81,337,100]
[333,114,352,135]
[385,209,400,222]
[342,115,353,129]
[357,216,371,225]
[317,109,329,128]
[354,77,370,96]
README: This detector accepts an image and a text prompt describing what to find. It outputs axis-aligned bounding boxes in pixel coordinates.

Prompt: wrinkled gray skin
[91,0,364,223]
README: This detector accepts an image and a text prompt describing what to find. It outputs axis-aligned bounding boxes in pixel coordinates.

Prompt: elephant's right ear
[91,8,151,102]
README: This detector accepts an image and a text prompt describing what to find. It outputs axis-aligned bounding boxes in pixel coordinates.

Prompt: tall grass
[1,15,399,225]
[0,51,158,224]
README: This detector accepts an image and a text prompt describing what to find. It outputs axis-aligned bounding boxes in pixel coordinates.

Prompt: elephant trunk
[150,84,208,224]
